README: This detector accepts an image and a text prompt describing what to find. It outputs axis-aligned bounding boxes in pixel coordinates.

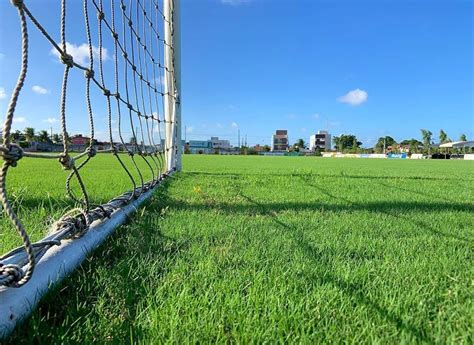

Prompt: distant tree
[184,143,190,154]
[263,145,271,152]
[24,127,36,142]
[333,134,361,153]
[375,136,396,153]
[400,138,423,153]
[247,147,257,155]
[292,139,305,152]
[420,129,433,154]
[296,138,305,149]
[314,147,322,157]
[52,133,61,144]
[129,136,137,145]
[460,134,467,141]
[439,129,448,144]
[239,146,248,155]
[333,136,342,152]
[37,130,51,143]
[58,132,72,145]
[10,130,24,142]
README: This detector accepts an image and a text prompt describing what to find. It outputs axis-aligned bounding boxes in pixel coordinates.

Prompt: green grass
[5,155,474,343]
[1,153,158,254]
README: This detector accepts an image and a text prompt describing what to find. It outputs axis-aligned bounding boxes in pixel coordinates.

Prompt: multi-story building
[309,130,331,151]
[210,137,231,151]
[271,130,288,152]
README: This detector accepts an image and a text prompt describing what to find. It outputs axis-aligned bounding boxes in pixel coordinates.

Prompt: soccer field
[5,155,474,343]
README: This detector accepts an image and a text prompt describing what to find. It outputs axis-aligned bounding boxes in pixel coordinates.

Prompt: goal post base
[0,172,174,340]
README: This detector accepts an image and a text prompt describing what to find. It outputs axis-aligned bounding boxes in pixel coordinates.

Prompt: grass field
[4,155,474,343]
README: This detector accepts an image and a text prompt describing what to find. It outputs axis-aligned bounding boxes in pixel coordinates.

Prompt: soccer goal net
[0,0,180,336]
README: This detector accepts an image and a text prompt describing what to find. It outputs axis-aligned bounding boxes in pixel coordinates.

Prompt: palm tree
[439,129,448,143]
[23,127,36,142]
[460,134,467,141]
[52,133,61,143]
[332,136,341,152]
[420,129,432,154]
[37,130,51,143]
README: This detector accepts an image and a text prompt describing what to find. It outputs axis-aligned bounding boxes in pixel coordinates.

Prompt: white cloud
[32,85,50,95]
[313,113,320,119]
[0,87,6,100]
[42,117,58,124]
[13,116,26,123]
[337,88,368,106]
[50,42,109,66]
[231,122,238,129]
[221,0,250,5]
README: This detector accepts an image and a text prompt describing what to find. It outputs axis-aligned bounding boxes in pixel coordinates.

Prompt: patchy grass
[5,155,474,343]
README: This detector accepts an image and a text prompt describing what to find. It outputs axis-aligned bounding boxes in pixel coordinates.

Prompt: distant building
[188,140,212,154]
[210,137,231,150]
[309,130,331,151]
[70,134,90,146]
[271,130,288,152]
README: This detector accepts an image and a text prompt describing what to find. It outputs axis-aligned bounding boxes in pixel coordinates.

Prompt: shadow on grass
[169,197,472,243]
[302,182,472,243]
[6,180,189,344]
[239,193,435,343]
[186,171,474,182]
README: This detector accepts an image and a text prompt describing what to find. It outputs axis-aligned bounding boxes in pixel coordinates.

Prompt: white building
[271,130,288,152]
[310,130,331,151]
[210,137,231,150]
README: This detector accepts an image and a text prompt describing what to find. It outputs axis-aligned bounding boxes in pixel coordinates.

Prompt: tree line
[7,128,71,147]
[292,129,468,154]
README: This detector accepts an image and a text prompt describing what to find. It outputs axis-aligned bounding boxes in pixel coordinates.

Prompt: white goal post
[0,0,181,339]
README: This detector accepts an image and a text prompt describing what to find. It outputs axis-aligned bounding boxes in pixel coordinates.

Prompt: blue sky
[1,0,473,147]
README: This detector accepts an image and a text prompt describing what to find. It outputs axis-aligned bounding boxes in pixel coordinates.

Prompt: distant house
[70,134,90,146]
[271,130,288,152]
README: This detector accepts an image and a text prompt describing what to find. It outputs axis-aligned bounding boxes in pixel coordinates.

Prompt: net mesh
[0,0,179,287]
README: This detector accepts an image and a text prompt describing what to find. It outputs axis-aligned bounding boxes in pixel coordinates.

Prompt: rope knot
[112,145,119,154]
[0,143,24,167]
[60,53,74,67]
[0,264,24,287]
[115,92,120,99]
[112,32,119,39]
[97,11,105,21]
[87,147,97,157]
[59,154,75,170]
[85,68,94,79]
[103,88,111,96]
[10,0,23,8]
